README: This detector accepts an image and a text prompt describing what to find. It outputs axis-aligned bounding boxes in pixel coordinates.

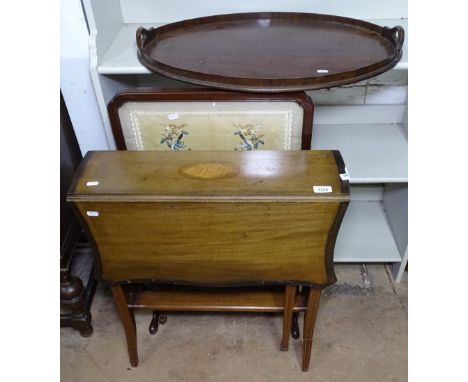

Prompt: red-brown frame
[107,88,314,150]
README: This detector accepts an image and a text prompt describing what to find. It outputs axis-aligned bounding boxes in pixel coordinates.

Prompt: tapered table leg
[302,288,321,372]
[280,285,297,351]
[111,285,139,367]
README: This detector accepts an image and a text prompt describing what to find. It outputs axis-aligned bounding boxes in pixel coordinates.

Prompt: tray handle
[136,27,154,50]
[383,26,405,53]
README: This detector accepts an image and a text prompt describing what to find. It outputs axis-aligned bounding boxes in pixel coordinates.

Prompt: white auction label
[86,211,99,217]
[168,113,179,120]
[86,181,99,187]
[317,69,329,73]
[339,173,350,181]
[313,186,333,193]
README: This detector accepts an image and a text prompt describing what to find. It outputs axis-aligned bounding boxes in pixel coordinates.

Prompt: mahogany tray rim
[136,12,404,93]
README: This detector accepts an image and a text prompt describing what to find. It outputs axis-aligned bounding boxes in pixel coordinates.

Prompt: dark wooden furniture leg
[111,285,139,367]
[280,285,297,351]
[149,311,167,334]
[61,92,98,337]
[291,312,300,339]
[159,313,167,324]
[60,269,93,337]
[302,288,321,372]
[149,311,160,335]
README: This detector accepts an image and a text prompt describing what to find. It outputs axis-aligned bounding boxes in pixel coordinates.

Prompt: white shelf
[98,23,159,74]
[97,19,408,75]
[334,201,401,262]
[311,123,407,183]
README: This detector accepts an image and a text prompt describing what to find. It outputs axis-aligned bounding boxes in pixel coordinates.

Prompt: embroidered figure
[234,124,265,151]
[160,123,190,150]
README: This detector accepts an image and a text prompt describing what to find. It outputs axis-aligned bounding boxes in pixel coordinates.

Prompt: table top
[137,12,404,92]
[68,150,349,203]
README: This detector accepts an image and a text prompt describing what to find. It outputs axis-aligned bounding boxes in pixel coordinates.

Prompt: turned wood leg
[291,312,300,339]
[111,285,139,367]
[149,311,160,335]
[302,288,321,372]
[60,269,93,337]
[280,285,297,351]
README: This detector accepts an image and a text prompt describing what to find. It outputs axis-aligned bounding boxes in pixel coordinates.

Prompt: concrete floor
[61,264,407,382]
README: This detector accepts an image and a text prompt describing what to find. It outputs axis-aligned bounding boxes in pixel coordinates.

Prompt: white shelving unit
[78,0,408,282]
[334,201,401,262]
[312,123,408,183]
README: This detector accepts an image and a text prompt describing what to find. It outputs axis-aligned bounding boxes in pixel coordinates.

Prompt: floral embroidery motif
[160,124,190,150]
[233,124,265,151]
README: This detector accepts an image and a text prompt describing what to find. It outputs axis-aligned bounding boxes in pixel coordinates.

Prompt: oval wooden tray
[136,12,404,93]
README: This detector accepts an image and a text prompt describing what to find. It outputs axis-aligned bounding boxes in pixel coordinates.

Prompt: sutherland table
[67,150,350,371]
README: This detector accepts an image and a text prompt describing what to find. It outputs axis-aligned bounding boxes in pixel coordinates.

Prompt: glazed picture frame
[107,89,314,151]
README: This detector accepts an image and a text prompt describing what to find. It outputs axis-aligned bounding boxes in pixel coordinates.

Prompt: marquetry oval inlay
[179,162,239,180]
